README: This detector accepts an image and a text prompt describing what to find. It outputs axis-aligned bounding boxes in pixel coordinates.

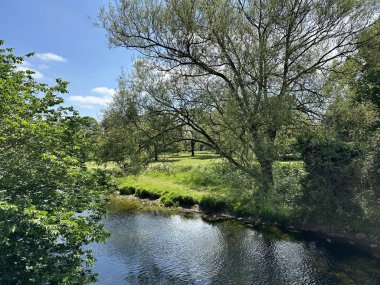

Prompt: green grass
[95,152,380,240]
[114,152,226,205]
[112,151,306,218]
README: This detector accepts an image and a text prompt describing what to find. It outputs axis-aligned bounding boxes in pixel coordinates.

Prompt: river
[90,199,380,285]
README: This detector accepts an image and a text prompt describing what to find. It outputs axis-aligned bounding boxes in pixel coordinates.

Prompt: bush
[297,133,365,226]
[184,164,225,187]
[172,195,197,208]
[199,196,228,213]
[93,169,113,187]
[119,186,136,195]
[135,188,160,200]
[230,202,253,217]
[160,196,175,207]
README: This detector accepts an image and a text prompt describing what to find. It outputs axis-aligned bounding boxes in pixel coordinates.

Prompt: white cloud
[17,65,44,80]
[35,52,67,63]
[38,64,49,70]
[91,87,116,97]
[76,104,97,110]
[69,95,112,106]
[68,86,115,109]
[22,60,33,67]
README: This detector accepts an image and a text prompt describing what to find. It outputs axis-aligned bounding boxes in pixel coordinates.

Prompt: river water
[90,202,380,285]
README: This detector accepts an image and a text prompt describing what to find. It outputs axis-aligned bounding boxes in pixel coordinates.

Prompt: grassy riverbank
[110,151,305,223]
[90,151,380,253]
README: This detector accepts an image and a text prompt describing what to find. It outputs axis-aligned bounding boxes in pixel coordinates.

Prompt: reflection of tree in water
[94,212,380,285]
[209,222,318,285]
[124,263,189,285]
[98,213,226,284]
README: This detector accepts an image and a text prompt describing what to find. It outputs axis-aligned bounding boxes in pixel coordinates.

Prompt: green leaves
[0,41,112,284]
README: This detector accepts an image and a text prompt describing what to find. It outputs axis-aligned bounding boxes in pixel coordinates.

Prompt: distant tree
[98,72,148,170]
[140,107,182,161]
[0,42,111,284]
[98,70,183,169]
[182,125,198,157]
[99,0,379,190]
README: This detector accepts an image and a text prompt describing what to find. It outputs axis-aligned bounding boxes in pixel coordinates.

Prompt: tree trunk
[190,140,195,157]
[259,159,274,191]
[252,132,276,191]
[154,145,158,161]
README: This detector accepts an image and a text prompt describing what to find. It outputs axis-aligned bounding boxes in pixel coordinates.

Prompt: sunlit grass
[114,151,225,202]
[110,151,305,219]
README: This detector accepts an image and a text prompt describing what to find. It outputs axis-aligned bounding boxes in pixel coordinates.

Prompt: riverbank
[98,151,380,257]
[112,152,304,219]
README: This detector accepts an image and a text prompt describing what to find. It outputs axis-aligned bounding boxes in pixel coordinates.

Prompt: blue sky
[0,0,135,119]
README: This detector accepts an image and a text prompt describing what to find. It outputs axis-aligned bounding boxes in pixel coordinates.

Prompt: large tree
[99,0,379,189]
[0,42,111,284]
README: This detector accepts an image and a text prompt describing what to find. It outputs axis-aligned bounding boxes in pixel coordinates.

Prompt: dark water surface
[90,206,380,285]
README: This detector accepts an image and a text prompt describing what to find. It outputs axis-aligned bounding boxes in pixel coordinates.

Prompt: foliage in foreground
[0,42,112,284]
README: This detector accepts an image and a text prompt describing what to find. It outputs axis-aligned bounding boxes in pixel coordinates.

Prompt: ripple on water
[90,211,380,285]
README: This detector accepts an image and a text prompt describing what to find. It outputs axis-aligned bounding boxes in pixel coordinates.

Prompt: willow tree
[99,0,379,189]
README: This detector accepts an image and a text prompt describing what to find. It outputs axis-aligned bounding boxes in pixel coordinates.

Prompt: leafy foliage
[0,42,112,284]
[297,35,380,230]
[356,20,380,109]
[298,132,364,223]
[97,71,182,171]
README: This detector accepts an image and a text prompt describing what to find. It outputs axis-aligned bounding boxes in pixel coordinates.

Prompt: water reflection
[90,211,380,285]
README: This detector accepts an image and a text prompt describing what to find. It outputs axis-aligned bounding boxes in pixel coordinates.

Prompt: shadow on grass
[190,155,221,160]
[155,159,181,163]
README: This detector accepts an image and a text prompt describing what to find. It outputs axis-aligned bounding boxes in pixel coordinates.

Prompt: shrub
[93,169,113,187]
[230,202,254,217]
[119,186,136,195]
[148,163,173,175]
[199,196,228,213]
[160,196,175,207]
[172,195,197,208]
[135,188,160,200]
[297,133,365,226]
